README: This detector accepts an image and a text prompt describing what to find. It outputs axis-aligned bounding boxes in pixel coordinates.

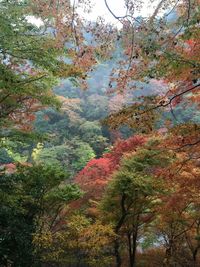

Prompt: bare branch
[104,0,145,26]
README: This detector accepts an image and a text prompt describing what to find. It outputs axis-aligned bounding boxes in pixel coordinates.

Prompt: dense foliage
[0,0,200,266]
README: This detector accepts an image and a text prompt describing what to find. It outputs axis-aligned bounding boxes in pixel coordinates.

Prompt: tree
[0,2,66,128]
[100,146,170,267]
[103,0,200,148]
[0,0,103,132]
[75,135,146,205]
[0,164,81,266]
[153,153,200,267]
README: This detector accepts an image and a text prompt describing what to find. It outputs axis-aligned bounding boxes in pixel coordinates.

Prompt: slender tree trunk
[127,232,137,267]
[131,233,137,267]
[192,249,198,267]
[114,193,127,267]
[127,233,134,267]
[164,240,177,267]
[114,239,122,267]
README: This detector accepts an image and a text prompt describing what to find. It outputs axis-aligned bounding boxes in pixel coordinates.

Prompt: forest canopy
[0,0,200,267]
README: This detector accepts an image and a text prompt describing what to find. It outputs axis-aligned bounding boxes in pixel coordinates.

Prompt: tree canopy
[0,0,200,266]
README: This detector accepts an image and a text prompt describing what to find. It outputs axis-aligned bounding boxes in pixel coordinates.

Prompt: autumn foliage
[1,0,200,267]
[75,135,146,199]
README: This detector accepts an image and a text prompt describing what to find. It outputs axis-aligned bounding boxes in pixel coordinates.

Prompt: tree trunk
[192,249,198,267]
[163,240,177,267]
[128,233,134,267]
[131,233,137,267]
[114,193,127,267]
[127,232,137,267]
[114,239,122,267]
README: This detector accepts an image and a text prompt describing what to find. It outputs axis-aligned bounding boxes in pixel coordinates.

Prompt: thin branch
[0,94,10,105]
[175,139,200,150]
[164,83,200,107]
[16,74,47,85]
[149,0,166,25]
[186,0,191,24]
[174,220,195,239]
[137,83,200,116]
[71,0,80,50]
[163,51,200,68]
[172,153,200,175]
[169,101,178,121]
[104,0,145,26]
[164,0,180,18]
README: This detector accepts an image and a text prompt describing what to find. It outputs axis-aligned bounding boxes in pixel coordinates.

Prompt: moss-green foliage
[33,141,95,175]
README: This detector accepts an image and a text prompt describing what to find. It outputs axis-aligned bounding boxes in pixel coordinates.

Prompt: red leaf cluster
[75,135,146,200]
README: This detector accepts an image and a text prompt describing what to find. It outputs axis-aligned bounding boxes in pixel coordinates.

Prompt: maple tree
[0,0,74,130]
[100,143,172,267]
[153,152,200,267]
[0,0,114,132]
[103,0,200,142]
[75,135,146,203]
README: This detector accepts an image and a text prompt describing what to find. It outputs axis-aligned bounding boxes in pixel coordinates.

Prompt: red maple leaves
[75,135,146,200]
